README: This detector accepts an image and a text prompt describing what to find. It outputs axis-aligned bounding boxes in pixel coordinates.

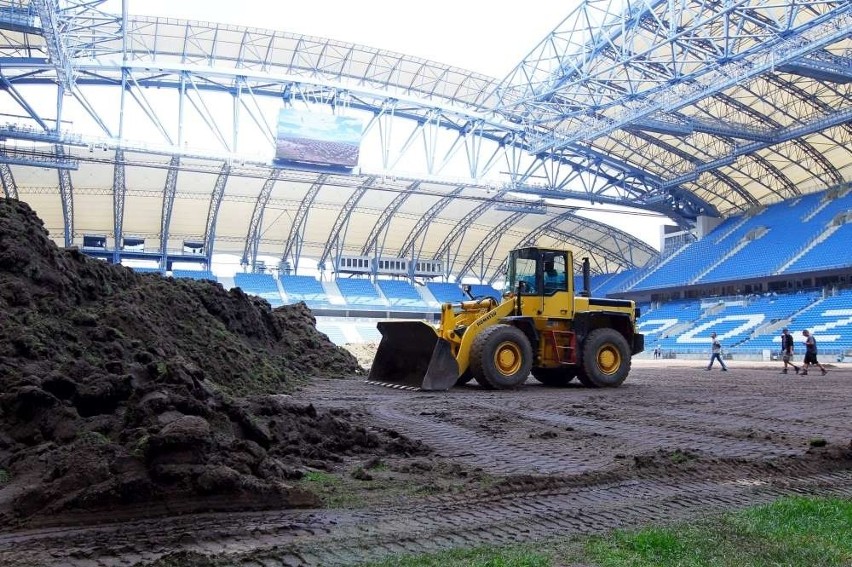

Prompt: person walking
[800,330,827,376]
[706,332,728,371]
[780,328,799,375]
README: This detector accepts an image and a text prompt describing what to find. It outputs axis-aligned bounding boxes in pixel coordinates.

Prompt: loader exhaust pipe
[581,257,591,297]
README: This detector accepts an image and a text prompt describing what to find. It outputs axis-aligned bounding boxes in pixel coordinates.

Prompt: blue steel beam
[455,212,526,282]
[2,63,705,224]
[662,104,852,189]
[395,185,466,258]
[0,162,18,199]
[55,145,74,246]
[31,0,75,90]
[0,3,38,33]
[112,148,125,263]
[158,155,180,270]
[627,115,774,142]
[281,174,328,274]
[432,191,510,267]
[702,89,843,194]
[203,162,231,264]
[318,176,378,269]
[779,52,852,84]
[360,180,421,258]
[508,2,852,152]
[242,168,282,270]
[0,147,79,169]
[0,76,50,130]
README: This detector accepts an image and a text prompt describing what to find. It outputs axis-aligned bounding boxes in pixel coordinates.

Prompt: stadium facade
[0,0,850,356]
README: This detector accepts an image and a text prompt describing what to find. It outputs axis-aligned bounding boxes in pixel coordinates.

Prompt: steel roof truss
[112,148,125,263]
[185,73,231,152]
[240,168,281,272]
[281,174,327,271]
[432,191,509,263]
[0,75,49,131]
[395,186,464,258]
[664,103,852,189]
[0,162,18,199]
[126,69,174,145]
[361,180,420,258]
[55,144,74,247]
[456,212,525,281]
[158,155,180,269]
[237,78,276,146]
[513,3,852,152]
[203,162,231,264]
[318,176,376,268]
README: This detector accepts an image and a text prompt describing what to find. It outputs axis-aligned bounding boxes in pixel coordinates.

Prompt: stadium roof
[0,1,849,281]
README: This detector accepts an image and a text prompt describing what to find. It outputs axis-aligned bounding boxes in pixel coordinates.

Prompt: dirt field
[1,357,849,566]
[1,199,850,566]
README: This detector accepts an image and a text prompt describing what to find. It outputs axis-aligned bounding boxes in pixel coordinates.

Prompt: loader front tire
[580,328,631,387]
[471,324,532,390]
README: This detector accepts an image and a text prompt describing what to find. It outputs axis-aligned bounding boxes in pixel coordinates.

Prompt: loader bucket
[367,321,459,391]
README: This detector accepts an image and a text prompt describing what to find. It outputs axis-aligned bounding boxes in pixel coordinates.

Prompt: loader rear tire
[580,328,631,388]
[470,324,532,390]
[531,367,576,387]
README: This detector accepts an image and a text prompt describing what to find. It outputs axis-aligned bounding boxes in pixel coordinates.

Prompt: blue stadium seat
[426,281,467,303]
[335,278,386,308]
[171,269,217,282]
[280,275,334,309]
[376,279,431,311]
[234,273,284,306]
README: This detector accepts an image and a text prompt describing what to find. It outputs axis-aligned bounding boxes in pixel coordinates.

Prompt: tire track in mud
[369,403,613,475]
[462,398,801,460]
[1,467,850,566]
[2,371,849,567]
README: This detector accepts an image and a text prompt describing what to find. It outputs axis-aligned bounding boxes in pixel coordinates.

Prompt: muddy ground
[1,357,850,566]
[0,198,850,566]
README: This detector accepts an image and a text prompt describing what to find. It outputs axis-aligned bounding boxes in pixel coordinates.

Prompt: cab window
[543,254,567,295]
[515,257,537,294]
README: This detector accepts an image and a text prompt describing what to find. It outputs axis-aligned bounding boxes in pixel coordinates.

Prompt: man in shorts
[779,328,799,375]
[800,329,827,376]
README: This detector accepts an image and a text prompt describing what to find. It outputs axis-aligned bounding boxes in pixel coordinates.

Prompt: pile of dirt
[0,199,427,525]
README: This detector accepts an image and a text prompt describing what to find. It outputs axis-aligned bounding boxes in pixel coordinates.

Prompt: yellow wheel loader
[368,247,644,391]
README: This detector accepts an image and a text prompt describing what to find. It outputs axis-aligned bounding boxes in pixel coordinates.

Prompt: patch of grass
[355,496,852,567]
[668,449,694,464]
[586,496,852,567]
[298,470,363,507]
[0,469,10,485]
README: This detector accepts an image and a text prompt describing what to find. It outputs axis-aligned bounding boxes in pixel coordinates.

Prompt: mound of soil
[0,199,427,525]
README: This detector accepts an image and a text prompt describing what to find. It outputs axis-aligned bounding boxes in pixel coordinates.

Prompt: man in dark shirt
[780,328,799,375]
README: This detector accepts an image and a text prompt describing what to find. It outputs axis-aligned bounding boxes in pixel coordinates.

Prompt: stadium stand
[375,279,431,311]
[171,269,217,281]
[741,290,852,354]
[335,278,386,308]
[467,284,501,302]
[280,275,334,309]
[315,321,349,345]
[593,269,637,296]
[233,273,284,307]
[129,266,163,275]
[426,282,467,303]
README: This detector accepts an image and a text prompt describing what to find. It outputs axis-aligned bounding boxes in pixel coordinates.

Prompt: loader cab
[505,247,574,317]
